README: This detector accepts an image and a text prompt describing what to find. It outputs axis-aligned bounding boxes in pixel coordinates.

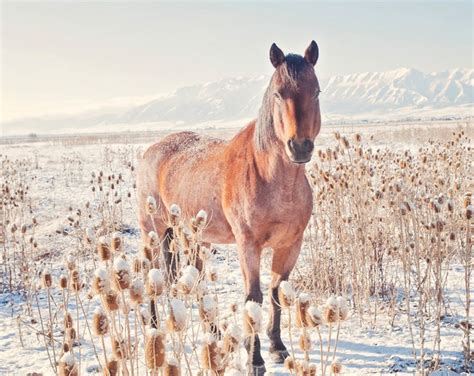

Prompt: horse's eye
[273,92,282,101]
[314,90,321,100]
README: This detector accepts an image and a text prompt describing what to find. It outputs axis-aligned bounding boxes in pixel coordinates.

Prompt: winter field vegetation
[0,120,472,375]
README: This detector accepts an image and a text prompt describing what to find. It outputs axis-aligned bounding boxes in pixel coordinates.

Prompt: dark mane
[255,54,309,150]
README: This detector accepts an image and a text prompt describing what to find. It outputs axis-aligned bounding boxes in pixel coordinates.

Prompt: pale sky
[1,1,472,121]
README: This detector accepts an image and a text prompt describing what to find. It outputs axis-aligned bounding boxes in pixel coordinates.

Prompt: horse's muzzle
[287,138,314,164]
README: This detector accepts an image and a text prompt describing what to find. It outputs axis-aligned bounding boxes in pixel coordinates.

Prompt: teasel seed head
[103,290,120,312]
[336,296,349,321]
[66,327,76,344]
[194,209,208,230]
[64,311,74,329]
[278,281,295,308]
[92,308,109,336]
[177,265,199,294]
[140,307,151,326]
[146,268,164,297]
[243,301,262,335]
[464,193,471,208]
[59,274,68,289]
[169,204,181,226]
[164,358,181,376]
[331,358,343,374]
[200,333,222,373]
[199,246,211,262]
[111,232,122,252]
[141,257,152,276]
[41,270,52,288]
[146,195,157,215]
[142,244,153,262]
[112,337,126,359]
[104,359,119,376]
[129,278,144,304]
[97,237,111,261]
[92,267,110,295]
[113,257,130,290]
[196,280,209,300]
[58,352,78,376]
[148,231,159,248]
[466,204,473,220]
[223,323,241,354]
[85,227,95,244]
[296,360,316,376]
[306,306,322,328]
[145,329,166,370]
[206,265,218,282]
[66,254,76,271]
[62,342,70,353]
[70,270,82,292]
[296,293,310,328]
[284,356,296,371]
[323,296,339,324]
[167,298,187,332]
[199,294,218,323]
[299,332,312,351]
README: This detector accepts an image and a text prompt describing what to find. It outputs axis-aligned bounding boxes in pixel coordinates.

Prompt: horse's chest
[252,184,312,248]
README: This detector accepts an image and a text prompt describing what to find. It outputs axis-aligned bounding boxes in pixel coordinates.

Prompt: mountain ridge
[2,68,472,135]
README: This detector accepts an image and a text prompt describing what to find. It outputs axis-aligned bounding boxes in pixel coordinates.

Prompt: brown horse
[137,41,321,374]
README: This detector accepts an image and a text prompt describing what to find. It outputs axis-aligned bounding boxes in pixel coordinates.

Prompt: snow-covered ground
[0,121,471,375]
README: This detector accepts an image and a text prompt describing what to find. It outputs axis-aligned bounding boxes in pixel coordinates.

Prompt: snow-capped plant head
[169,203,181,226]
[92,308,109,336]
[146,195,157,215]
[278,280,295,307]
[243,300,262,334]
[256,40,321,164]
[58,351,78,376]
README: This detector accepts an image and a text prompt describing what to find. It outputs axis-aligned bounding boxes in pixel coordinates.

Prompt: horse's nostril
[287,139,295,152]
[304,140,314,153]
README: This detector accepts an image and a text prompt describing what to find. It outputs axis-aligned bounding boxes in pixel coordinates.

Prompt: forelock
[279,54,309,88]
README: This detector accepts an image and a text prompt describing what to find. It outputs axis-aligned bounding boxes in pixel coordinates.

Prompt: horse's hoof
[251,364,266,376]
[269,349,290,364]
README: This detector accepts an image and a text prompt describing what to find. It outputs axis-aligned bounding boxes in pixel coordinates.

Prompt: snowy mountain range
[2,68,472,135]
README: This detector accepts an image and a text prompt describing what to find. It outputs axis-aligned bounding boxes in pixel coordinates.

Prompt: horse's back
[142,131,224,166]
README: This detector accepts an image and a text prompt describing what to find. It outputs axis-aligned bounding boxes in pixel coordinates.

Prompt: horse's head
[260,41,321,164]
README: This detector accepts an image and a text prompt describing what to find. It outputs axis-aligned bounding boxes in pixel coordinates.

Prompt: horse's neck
[229,121,307,188]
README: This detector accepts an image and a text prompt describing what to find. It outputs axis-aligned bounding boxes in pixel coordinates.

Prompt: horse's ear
[304,40,319,66]
[270,43,285,68]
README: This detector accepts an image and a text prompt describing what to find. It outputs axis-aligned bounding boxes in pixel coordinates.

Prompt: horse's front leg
[267,237,303,363]
[236,238,266,375]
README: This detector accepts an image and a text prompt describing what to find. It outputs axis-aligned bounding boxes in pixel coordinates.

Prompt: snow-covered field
[0,120,472,375]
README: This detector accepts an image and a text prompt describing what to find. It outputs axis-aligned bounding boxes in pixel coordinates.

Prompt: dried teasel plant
[144,329,166,370]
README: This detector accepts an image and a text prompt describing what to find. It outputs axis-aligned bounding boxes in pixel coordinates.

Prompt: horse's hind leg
[267,237,303,363]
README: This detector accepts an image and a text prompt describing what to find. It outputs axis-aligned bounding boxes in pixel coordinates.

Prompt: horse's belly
[202,219,236,244]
